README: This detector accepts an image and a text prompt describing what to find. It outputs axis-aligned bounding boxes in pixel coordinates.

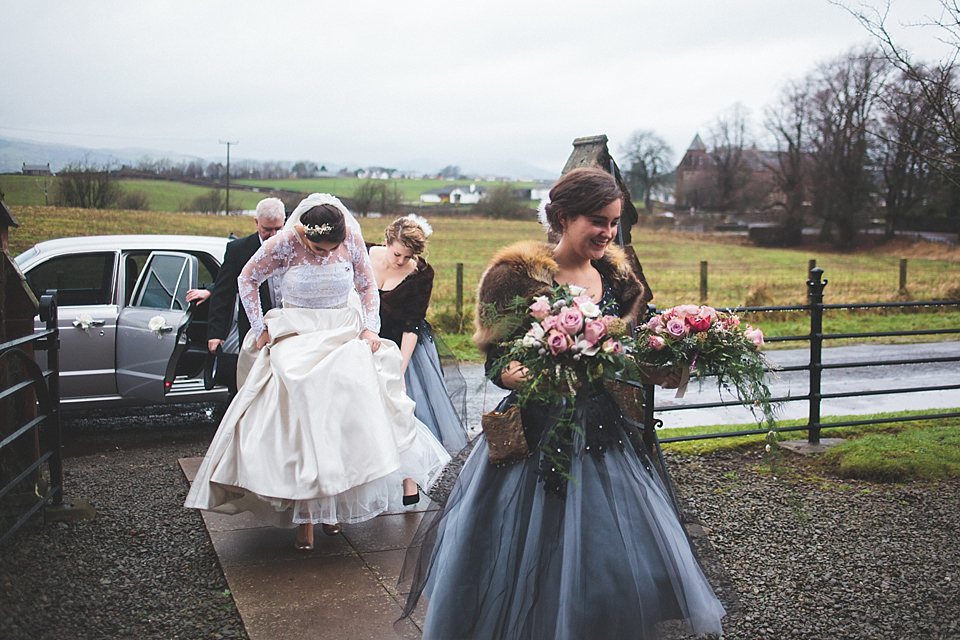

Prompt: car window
[136,254,191,310]
[24,252,115,306]
[196,255,217,290]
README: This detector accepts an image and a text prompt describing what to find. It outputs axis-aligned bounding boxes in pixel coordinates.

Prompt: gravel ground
[1,405,247,640]
[2,406,958,639]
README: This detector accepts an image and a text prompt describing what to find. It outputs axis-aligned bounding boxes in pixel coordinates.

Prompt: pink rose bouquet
[634,304,776,426]
[495,284,640,407]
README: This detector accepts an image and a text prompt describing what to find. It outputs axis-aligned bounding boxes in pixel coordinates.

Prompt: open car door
[116,251,198,402]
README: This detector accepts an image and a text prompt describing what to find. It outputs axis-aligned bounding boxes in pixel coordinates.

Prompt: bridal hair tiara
[304,222,333,239]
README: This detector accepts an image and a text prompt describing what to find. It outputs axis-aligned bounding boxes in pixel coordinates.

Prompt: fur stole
[473,241,652,352]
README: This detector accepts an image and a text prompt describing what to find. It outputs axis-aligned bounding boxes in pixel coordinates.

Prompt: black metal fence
[0,294,60,545]
[643,268,960,444]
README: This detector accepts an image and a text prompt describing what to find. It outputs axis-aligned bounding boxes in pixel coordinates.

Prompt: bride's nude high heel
[295,523,314,551]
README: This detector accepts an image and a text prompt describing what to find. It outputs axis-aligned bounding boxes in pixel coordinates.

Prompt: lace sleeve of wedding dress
[346,224,382,333]
[238,232,294,338]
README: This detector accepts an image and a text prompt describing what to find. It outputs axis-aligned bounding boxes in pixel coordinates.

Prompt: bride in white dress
[185,194,450,550]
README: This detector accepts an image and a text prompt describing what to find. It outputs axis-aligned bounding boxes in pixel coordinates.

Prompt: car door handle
[72,319,105,328]
[157,326,173,333]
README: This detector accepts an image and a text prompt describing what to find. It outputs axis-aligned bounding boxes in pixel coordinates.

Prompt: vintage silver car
[15,235,233,409]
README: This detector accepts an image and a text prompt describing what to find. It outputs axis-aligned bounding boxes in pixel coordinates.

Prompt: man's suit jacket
[207,232,273,347]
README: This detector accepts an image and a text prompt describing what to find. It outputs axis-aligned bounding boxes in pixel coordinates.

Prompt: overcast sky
[1,0,953,177]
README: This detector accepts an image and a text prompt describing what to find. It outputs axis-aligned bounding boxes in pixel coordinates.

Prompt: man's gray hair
[255,197,285,221]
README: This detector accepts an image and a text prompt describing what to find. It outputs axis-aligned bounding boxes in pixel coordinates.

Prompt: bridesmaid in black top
[368,215,467,454]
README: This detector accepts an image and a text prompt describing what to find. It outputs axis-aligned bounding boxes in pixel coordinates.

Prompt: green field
[1,174,538,212]
[236,177,538,204]
[0,174,276,212]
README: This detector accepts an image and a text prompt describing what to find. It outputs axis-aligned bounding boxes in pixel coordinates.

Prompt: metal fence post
[39,294,62,506]
[806,268,827,444]
[699,261,708,305]
[455,263,464,325]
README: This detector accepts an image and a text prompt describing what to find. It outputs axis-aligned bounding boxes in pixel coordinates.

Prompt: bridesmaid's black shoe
[403,491,420,506]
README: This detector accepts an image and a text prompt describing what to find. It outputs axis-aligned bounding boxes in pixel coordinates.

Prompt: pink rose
[557,307,584,336]
[744,326,764,347]
[583,320,606,345]
[647,335,666,351]
[529,296,551,320]
[546,329,572,355]
[541,315,558,331]
[665,317,688,338]
[674,304,701,319]
[645,315,665,333]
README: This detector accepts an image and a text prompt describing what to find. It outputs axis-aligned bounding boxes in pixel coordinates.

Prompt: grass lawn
[660,409,960,484]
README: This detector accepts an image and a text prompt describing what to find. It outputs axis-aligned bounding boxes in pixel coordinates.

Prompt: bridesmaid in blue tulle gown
[400,168,726,640]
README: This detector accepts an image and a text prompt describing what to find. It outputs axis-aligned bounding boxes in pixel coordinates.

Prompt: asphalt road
[650,341,960,428]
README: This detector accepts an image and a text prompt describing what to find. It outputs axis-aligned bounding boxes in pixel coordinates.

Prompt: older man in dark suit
[205,197,285,391]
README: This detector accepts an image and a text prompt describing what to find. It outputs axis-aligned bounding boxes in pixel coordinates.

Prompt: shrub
[115,191,150,210]
[191,189,225,214]
[474,184,534,220]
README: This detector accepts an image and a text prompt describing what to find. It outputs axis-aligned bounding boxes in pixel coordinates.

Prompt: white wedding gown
[185,218,450,527]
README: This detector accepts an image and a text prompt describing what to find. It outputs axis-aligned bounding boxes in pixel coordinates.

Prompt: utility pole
[219,140,238,214]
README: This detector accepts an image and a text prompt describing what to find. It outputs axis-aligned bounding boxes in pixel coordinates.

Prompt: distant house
[419,183,486,204]
[22,163,52,176]
[356,166,395,180]
[674,134,782,211]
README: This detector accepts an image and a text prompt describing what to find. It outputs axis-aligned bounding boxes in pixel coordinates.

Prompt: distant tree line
[619,0,960,249]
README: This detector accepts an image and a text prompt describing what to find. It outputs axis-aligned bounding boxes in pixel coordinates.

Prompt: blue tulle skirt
[401,387,725,640]
[403,323,468,453]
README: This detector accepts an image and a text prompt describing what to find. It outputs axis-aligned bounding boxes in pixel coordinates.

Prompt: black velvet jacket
[368,243,435,346]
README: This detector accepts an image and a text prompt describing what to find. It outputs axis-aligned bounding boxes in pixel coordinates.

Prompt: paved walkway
[177,365,502,640]
[179,458,432,640]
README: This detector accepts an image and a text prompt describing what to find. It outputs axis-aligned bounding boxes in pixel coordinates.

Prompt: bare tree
[54,160,121,209]
[807,49,887,248]
[708,103,753,212]
[834,0,960,180]
[877,69,945,236]
[352,180,404,217]
[765,80,813,245]
[618,130,673,211]
[352,179,383,216]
